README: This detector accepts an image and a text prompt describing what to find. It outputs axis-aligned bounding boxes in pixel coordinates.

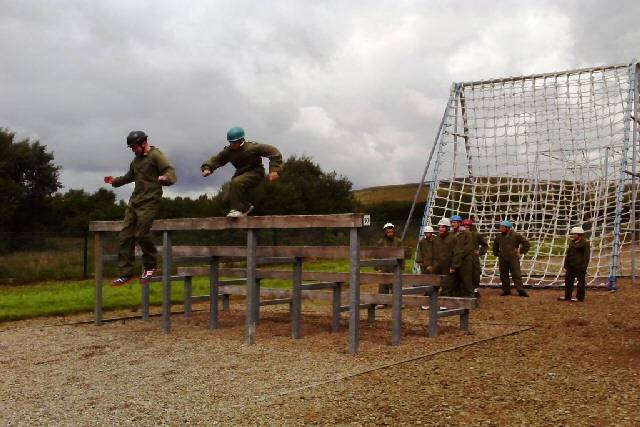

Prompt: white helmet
[570,226,585,234]
[437,218,451,227]
[423,225,434,233]
[383,222,395,230]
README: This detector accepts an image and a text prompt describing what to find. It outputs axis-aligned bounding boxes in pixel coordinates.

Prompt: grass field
[353,182,427,205]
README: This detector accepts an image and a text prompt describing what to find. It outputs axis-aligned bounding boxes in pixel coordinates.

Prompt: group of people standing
[383,216,591,302]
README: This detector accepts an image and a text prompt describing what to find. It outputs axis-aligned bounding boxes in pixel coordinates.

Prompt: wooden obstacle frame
[90,214,478,353]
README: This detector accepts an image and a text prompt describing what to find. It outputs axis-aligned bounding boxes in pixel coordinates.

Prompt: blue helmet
[500,220,513,228]
[450,215,463,222]
[227,126,245,142]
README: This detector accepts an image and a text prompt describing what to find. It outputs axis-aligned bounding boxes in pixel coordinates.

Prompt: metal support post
[331,282,342,332]
[184,276,192,318]
[209,257,220,329]
[141,284,150,321]
[428,286,439,337]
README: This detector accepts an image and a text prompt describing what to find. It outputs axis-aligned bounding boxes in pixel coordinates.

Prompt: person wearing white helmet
[559,226,590,302]
[375,222,403,306]
[416,225,435,274]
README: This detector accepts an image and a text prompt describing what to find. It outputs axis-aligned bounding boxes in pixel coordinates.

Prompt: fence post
[83,229,89,280]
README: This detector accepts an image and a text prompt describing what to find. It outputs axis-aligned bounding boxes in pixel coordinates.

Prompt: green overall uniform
[113,146,177,276]
[375,235,403,294]
[201,141,283,212]
[563,238,590,301]
[492,230,530,294]
[452,229,475,297]
[470,229,488,288]
[416,236,435,274]
[432,232,457,296]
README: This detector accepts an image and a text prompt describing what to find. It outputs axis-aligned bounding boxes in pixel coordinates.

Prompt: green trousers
[453,256,474,297]
[226,172,263,211]
[118,204,159,276]
[472,255,481,288]
[498,257,525,293]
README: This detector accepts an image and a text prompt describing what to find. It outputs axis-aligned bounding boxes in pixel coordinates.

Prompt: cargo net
[418,64,638,287]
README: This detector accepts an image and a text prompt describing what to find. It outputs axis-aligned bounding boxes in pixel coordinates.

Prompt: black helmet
[126,130,147,147]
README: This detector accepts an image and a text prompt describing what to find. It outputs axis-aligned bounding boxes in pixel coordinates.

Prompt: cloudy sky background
[1,0,639,200]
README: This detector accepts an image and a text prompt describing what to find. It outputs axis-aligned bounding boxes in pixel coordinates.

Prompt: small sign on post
[363,215,371,227]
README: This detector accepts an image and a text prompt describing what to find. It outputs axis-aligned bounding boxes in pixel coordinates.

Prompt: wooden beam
[170,245,408,260]
[214,286,478,309]
[177,266,445,286]
[89,213,366,232]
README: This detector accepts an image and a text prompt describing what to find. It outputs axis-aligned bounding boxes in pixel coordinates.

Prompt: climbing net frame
[409,62,640,288]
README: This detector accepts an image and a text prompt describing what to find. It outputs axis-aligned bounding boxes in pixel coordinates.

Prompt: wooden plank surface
[89,213,365,231]
[171,245,408,260]
[177,266,445,286]
[216,286,477,309]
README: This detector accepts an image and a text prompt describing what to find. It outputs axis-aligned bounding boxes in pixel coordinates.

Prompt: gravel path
[1,285,638,426]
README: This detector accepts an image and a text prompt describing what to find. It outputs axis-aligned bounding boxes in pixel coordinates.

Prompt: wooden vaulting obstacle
[90,214,478,353]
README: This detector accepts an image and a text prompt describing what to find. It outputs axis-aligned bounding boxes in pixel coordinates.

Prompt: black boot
[518,290,529,297]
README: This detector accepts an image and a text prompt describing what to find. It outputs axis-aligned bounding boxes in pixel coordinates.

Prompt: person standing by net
[432,218,457,296]
[493,220,530,297]
[201,126,282,217]
[104,131,177,286]
[558,226,590,302]
[463,219,488,298]
[374,222,403,307]
[450,215,475,297]
[416,225,435,274]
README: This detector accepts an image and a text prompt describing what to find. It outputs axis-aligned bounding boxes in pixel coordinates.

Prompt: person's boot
[111,275,134,287]
[473,288,481,298]
[517,290,529,297]
[500,290,511,296]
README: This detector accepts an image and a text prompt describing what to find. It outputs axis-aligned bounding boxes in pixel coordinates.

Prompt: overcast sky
[1,0,639,200]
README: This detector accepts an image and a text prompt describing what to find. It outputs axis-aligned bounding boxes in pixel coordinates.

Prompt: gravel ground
[1,283,639,426]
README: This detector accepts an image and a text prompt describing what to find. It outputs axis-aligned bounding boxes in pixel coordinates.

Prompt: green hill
[352,183,428,205]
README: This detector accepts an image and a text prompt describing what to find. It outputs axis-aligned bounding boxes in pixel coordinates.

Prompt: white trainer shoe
[226,209,244,217]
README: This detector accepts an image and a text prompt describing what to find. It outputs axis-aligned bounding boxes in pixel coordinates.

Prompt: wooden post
[141,283,150,321]
[291,257,303,339]
[391,259,403,346]
[428,286,439,337]
[332,282,342,332]
[184,276,192,318]
[162,231,172,334]
[246,229,257,345]
[209,257,220,329]
[93,232,103,326]
[348,227,361,354]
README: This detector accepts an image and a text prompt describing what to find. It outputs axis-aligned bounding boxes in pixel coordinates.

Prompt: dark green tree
[0,128,61,232]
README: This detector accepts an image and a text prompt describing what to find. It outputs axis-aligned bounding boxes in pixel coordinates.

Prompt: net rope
[416,64,638,286]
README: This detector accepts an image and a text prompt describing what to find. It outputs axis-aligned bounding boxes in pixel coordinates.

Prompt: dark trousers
[472,255,481,288]
[118,204,159,276]
[564,269,586,301]
[226,172,263,211]
[498,257,525,293]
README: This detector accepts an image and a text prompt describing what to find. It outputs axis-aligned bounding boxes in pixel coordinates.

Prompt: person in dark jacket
[559,226,591,302]
[463,218,488,297]
[416,225,435,274]
[202,127,282,217]
[492,220,530,297]
[104,131,177,286]
[451,215,475,297]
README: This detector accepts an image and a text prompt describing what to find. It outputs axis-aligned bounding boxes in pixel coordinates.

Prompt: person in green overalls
[492,220,530,297]
[374,222,403,308]
[201,126,283,217]
[104,131,177,286]
[463,218,488,298]
[450,215,475,297]
[416,225,435,274]
[558,226,590,302]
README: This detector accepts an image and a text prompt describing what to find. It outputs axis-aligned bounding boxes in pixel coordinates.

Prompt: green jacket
[452,229,474,268]
[492,230,530,260]
[564,238,590,272]
[376,235,402,273]
[432,232,456,272]
[201,141,283,177]
[417,236,435,267]
[113,146,177,208]
[470,230,488,256]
